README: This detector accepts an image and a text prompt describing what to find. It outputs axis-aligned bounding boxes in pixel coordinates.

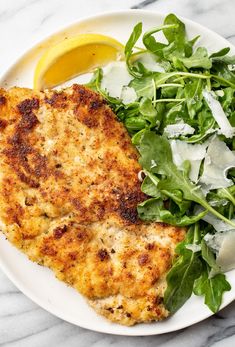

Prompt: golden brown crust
[0,85,185,325]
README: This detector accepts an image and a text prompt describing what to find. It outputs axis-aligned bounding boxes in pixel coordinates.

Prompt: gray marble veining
[131,0,159,9]
[0,0,235,346]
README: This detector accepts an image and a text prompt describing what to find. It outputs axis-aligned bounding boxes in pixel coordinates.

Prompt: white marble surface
[0,0,235,345]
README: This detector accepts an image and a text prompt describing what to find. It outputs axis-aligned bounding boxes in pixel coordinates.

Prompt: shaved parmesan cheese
[150,159,157,168]
[204,231,235,272]
[203,90,235,138]
[185,244,201,252]
[199,183,212,197]
[200,209,235,232]
[164,122,195,138]
[101,62,133,98]
[204,232,227,254]
[215,90,224,97]
[200,136,235,189]
[205,128,216,136]
[170,140,207,182]
[216,232,235,271]
[120,86,137,105]
[136,53,165,72]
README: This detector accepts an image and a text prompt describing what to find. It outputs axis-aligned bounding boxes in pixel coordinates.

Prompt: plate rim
[0,9,235,336]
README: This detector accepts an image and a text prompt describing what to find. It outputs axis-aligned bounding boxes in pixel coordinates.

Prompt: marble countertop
[0,0,235,346]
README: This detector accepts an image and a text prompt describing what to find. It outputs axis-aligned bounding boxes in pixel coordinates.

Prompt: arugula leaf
[125,22,142,56]
[163,14,185,44]
[194,263,231,313]
[210,47,230,58]
[164,223,202,313]
[124,22,142,77]
[161,85,179,98]
[131,70,211,101]
[184,79,203,118]
[142,24,176,58]
[142,14,200,63]
[137,197,207,226]
[180,47,212,69]
[124,116,147,132]
[139,97,158,127]
[141,176,161,198]
[181,109,215,143]
[211,62,235,88]
[211,47,235,64]
[201,239,220,273]
[130,76,156,98]
[85,68,103,91]
[163,13,199,57]
[131,128,146,145]
[220,87,235,114]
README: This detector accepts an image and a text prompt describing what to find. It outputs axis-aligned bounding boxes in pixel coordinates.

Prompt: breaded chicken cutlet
[0,85,185,325]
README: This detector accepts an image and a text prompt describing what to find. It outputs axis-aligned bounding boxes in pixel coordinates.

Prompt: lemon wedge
[34,33,124,90]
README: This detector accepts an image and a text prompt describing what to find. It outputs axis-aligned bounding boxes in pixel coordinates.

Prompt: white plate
[0,10,235,336]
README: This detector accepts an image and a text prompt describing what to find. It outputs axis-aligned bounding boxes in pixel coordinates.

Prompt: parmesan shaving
[185,244,201,252]
[150,159,157,168]
[164,122,195,138]
[199,136,235,189]
[204,231,235,272]
[216,231,235,271]
[203,90,235,138]
[170,140,207,182]
[136,53,165,72]
[120,86,137,105]
[101,62,133,98]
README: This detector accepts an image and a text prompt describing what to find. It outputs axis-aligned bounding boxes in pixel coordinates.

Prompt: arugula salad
[87,14,235,315]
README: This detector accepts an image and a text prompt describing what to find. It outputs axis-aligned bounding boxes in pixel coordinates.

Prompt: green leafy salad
[86,14,235,314]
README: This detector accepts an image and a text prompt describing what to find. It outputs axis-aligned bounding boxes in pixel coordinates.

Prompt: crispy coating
[0,85,185,325]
